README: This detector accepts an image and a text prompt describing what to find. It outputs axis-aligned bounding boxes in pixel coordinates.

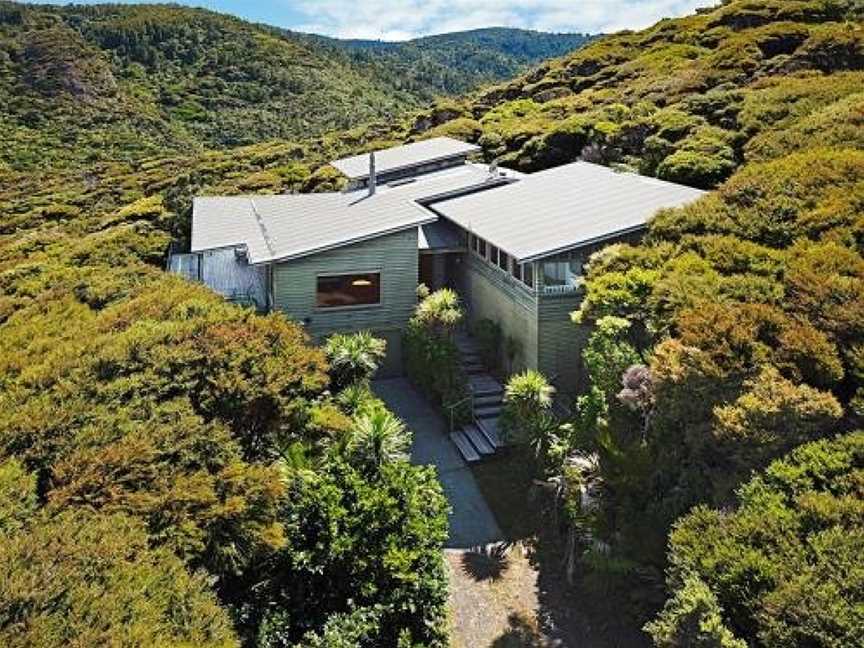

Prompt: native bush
[325,330,387,392]
[251,457,450,647]
[501,369,557,453]
[659,431,864,647]
[0,468,238,648]
[403,289,470,422]
[645,573,747,648]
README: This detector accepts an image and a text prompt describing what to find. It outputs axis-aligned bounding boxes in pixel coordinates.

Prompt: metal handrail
[445,393,474,433]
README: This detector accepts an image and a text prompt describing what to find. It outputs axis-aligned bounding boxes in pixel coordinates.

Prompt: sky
[25,0,716,41]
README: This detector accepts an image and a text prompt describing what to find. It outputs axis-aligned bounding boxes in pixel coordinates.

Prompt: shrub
[403,290,470,424]
[657,149,737,189]
[0,507,238,647]
[324,331,387,392]
[348,409,411,473]
[645,573,747,648]
[254,458,450,647]
[660,431,864,647]
[501,369,557,455]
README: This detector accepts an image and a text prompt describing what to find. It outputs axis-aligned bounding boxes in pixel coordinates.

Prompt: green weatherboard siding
[271,228,419,374]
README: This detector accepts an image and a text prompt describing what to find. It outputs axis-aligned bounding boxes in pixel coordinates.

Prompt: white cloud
[289,0,717,40]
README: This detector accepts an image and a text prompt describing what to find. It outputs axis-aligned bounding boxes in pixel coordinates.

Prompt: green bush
[501,369,557,455]
[659,431,864,646]
[253,458,450,647]
[324,331,387,392]
[657,149,737,189]
[0,507,239,647]
[403,289,471,425]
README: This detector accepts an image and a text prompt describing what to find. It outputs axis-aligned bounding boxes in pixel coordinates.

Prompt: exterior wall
[169,247,268,311]
[271,228,419,376]
[460,254,539,373]
[537,292,589,399]
[200,248,269,311]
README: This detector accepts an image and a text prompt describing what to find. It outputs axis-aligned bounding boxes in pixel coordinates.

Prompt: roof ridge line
[248,197,277,258]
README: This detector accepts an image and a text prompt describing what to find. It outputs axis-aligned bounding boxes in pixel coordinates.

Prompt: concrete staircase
[448,333,506,463]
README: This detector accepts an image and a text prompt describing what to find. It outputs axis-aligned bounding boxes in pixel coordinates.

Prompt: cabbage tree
[325,331,387,392]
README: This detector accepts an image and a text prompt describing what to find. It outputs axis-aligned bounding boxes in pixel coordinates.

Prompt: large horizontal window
[542,256,582,288]
[316,272,381,308]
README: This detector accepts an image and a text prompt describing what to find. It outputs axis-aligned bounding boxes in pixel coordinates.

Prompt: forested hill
[0,2,590,171]
[304,28,594,97]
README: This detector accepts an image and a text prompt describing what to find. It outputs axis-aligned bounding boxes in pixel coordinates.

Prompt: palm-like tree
[505,369,555,415]
[348,409,411,472]
[325,331,387,391]
[414,288,463,336]
[502,370,557,453]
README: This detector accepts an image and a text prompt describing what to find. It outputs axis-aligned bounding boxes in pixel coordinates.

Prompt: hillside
[1,0,864,646]
[0,2,590,171]
[388,0,864,188]
[306,28,594,97]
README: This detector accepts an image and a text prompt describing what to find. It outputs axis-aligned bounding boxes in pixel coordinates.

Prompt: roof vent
[368,152,377,196]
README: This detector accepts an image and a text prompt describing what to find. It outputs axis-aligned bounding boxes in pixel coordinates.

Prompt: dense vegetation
[2,0,864,644]
[0,107,452,647]
[648,431,864,646]
[456,0,864,643]
[403,287,471,425]
[0,1,590,171]
[308,28,593,98]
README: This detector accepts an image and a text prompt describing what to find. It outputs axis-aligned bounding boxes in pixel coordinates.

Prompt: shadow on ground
[461,542,513,582]
[491,612,545,648]
[471,446,655,647]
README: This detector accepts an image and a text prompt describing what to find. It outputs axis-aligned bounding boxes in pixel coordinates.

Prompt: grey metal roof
[432,162,707,262]
[191,164,495,264]
[329,137,481,181]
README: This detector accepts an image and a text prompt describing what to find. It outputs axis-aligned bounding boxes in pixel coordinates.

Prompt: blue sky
[24,0,716,40]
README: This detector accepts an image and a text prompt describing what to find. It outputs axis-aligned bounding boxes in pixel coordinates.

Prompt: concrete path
[373,377,503,549]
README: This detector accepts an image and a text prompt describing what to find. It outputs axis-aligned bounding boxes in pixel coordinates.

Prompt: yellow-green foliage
[0,0,862,643]
[661,431,864,646]
[0,509,240,647]
[405,0,864,183]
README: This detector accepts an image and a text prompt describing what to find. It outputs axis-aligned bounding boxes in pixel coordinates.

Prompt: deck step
[450,430,481,463]
[475,405,502,419]
[476,417,504,449]
[461,424,495,455]
[474,394,503,407]
[469,375,503,397]
[456,340,480,354]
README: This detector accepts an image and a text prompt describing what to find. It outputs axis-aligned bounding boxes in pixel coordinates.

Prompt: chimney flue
[368,152,377,196]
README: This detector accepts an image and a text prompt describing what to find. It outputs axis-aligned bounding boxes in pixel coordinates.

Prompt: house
[176,136,705,392]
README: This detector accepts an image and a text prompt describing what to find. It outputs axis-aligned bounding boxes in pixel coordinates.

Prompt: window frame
[498,250,509,272]
[315,270,383,311]
[521,262,534,288]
